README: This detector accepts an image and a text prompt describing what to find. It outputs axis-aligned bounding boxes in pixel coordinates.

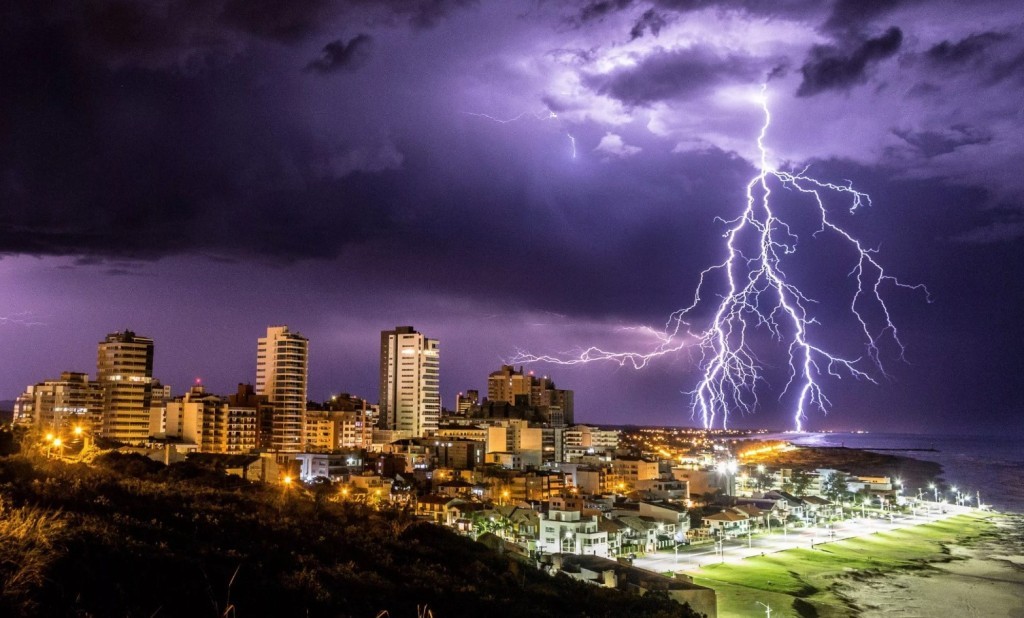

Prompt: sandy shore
[836,514,1024,618]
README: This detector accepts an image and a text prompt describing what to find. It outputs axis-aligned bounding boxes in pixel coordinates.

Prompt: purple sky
[2,0,1023,435]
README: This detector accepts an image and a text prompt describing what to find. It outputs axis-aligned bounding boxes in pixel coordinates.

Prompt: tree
[821,472,851,504]
[791,469,813,496]
[754,470,774,491]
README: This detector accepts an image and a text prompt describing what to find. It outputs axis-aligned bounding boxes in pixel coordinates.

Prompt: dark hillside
[0,454,698,617]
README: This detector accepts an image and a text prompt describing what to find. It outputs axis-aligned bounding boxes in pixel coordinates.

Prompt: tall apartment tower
[256,326,308,452]
[97,330,154,443]
[378,326,440,437]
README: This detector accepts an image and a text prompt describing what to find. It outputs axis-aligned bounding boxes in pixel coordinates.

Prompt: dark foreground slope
[0,454,698,618]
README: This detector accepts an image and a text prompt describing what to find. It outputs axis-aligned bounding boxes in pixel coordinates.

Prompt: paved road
[633,502,974,573]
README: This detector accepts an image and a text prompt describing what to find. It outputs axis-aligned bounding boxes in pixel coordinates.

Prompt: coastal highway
[632,502,973,573]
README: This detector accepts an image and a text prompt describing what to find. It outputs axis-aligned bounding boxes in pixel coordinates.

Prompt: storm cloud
[305,34,374,73]
[2,0,1024,435]
[797,26,903,96]
[585,46,767,105]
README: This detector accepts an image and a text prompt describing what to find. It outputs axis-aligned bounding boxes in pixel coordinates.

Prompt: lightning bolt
[0,311,45,327]
[461,110,558,123]
[514,85,928,431]
[462,109,577,160]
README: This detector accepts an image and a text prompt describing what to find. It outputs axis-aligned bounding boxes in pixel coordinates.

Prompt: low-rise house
[537,508,609,557]
[448,500,488,532]
[801,494,838,520]
[436,479,475,498]
[702,509,749,537]
[617,515,673,552]
[762,490,807,520]
[639,500,691,539]
[634,479,690,501]
[732,504,769,530]
[415,494,455,524]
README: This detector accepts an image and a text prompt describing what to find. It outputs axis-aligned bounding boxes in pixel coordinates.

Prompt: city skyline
[2,1,1024,436]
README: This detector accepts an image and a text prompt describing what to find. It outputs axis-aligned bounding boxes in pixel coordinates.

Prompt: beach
[688,509,1024,617]
[836,513,1024,618]
[698,435,1024,616]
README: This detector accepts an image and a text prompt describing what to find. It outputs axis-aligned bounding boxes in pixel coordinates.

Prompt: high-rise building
[97,330,154,443]
[378,326,440,437]
[228,383,275,450]
[483,365,574,426]
[455,390,479,416]
[488,365,534,406]
[165,384,258,453]
[256,326,308,452]
[13,371,104,433]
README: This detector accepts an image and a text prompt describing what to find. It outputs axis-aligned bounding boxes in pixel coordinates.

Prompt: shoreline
[687,510,1022,617]
[835,512,1024,617]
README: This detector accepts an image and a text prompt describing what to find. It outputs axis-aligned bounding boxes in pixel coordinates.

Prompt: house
[415,494,455,524]
[732,504,768,529]
[801,494,838,520]
[762,490,807,520]
[447,500,488,532]
[537,508,609,557]
[639,500,691,538]
[617,515,673,552]
[491,504,540,544]
[597,517,629,557]
[436,479,475,498]
[702,509,749,537]
[735,497,786,523]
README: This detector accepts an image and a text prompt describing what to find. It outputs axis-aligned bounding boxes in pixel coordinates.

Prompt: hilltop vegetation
[0,453,698,617]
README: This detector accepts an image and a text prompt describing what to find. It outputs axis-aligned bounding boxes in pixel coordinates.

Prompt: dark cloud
[305,34,373,73]
[951,217,1024,244]
[892,125,992,158]
[797,26,903,97]
[221,0,331,43]
[822,0,913,33]
[988,47,1024,84]
[380,0,479,29]
[579,0,635,23]
[630,9,668,40]
[927,32,1009,66]
[585,46,766,105]
[651,0,822,21]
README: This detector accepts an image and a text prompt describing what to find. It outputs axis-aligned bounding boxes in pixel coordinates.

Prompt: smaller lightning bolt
[463,108,578,160]
[460,110,557,124]
[0,311,45,327]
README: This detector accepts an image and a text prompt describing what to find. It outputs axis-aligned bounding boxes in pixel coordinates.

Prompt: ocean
[770,432,1024,514]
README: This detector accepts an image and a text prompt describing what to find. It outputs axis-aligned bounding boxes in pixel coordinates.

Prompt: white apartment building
[14,371,104,433]
[378,326,439,437]
[97,330,154,443]
[256,326,308,452]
